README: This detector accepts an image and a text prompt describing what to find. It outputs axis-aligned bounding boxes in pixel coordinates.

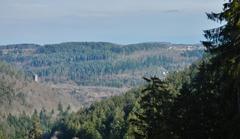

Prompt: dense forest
[0,42,203,115]
[0,65,192,139]
[0,0,240,139]
[0,42,202,87]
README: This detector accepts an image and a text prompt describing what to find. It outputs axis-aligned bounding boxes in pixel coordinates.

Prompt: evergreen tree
[130,77,174,139]
[202,0,240,137]
[29,110,43,139]
[171,0,240,138]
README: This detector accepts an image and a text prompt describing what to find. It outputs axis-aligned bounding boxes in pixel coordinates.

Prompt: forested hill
[0,42,203,87]
[0,42,204,115]
[1,0,239,138]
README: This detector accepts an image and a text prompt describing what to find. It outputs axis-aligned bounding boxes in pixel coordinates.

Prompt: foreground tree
[171,0,240,138]
[203,0,240,137]
[130,77,174,139]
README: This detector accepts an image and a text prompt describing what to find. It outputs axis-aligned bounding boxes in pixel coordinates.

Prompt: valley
[0,1,238,138]
[0,42,203,114]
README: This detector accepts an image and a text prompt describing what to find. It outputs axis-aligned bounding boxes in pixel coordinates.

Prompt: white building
[34,74,38,82]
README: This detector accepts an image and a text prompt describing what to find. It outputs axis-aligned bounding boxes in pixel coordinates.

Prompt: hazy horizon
[1,0,223,45]
[0,41,203,46]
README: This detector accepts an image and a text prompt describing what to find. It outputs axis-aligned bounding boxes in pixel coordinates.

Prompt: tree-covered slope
[0,42,203,87]
[0,61,127,115]
[0,61,195,139]
[1,0,239,138]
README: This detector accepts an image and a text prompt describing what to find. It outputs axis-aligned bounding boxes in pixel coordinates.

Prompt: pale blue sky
[0,0,224,45]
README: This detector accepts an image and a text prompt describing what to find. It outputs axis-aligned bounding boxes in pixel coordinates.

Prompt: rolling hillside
[0,61,126,115]
[0,42,203,114]
[0,42,203,87]
[0,42,204,137]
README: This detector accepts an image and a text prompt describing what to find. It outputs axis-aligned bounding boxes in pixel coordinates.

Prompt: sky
[0,0,224,45]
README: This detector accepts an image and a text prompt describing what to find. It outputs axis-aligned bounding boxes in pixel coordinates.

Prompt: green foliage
[0,42,202,87]
[170,1,240,138]
[41,88,140,139]
[130,77,174,139]
[1,1,239,139]
[28,110,43,139]
[0,108,55,139]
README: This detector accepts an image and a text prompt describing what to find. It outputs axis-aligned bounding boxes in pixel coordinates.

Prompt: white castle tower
[33,74,39,82]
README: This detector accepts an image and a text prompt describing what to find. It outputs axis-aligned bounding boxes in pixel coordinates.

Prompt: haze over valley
[0,42,203,113]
